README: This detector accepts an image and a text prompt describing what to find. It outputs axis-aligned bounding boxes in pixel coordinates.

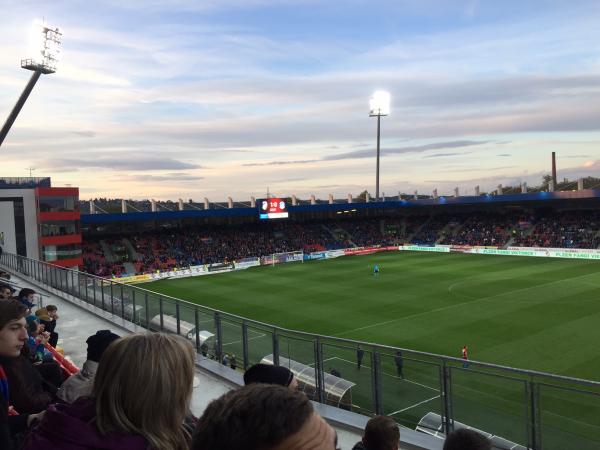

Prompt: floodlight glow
[22,20,62,74]
[369,90,390,116]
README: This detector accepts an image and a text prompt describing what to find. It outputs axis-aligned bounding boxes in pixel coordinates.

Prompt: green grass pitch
[144,251,600,448]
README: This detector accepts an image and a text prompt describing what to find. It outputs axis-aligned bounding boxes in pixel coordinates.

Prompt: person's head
[46,304,58,319]
[26,315,43,335]
[0,285,12,300]
[86,330,120,362]
[362,416,400,450]
[191,384,338,450]
[18,288,35,302]
[443,429,492,450]
[0,300,28,358]
[244,363,298,390]
[93,333,196,450]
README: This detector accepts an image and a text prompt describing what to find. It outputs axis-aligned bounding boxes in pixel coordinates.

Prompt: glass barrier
[246,323,275,366]
[320,342,374,415]
[450,365,529,447]
[379,349,443,430]
[538,383,600,450]
[4,251,600,450]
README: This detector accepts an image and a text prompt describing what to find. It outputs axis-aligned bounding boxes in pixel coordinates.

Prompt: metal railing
[2,252,600,450]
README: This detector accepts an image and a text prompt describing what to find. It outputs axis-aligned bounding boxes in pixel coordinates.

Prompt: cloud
[323,140,489,161]
[497,153,512,157]
[40,157,202,171]
[423,152,468,158]
[242,159,319,167]
[70,131,96,138]
[126,173,204,182]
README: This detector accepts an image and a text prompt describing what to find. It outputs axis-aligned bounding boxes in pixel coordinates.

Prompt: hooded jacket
[56,360,98,404]
[22,397,148,450]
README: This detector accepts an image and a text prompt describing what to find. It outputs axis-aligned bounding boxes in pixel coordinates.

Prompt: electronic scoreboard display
[258,198,289,220]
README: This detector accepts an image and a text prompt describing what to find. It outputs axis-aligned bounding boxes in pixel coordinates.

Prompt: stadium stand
[82,209,600,277]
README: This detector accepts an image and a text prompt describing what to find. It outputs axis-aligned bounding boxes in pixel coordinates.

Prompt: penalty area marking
[388,395,440,416]
[327,356,438,392]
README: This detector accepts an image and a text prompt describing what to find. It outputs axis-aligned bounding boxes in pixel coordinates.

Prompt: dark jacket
[22,397,148,450]
[0,364,30,450]
[3,355,54,414]
[352,441,368,450]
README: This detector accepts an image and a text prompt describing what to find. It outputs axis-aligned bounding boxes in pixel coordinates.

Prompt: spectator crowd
[82,209,600,278]
[0,265,493,450]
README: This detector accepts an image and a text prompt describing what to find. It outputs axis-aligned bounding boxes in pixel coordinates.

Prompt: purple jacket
[22,397,148,450]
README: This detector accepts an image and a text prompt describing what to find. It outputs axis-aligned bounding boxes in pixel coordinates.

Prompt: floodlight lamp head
[21,20,62,74]
[369,90,390,116]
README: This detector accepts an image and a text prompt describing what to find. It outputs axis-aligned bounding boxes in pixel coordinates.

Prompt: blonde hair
[93,332,196,450]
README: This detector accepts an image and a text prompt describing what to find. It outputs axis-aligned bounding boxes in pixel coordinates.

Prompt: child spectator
[57,330,120,404]
[35,305,59,347]
[23,333,196,450]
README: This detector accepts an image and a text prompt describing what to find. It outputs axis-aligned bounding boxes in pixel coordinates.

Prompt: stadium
[2,4,600,450]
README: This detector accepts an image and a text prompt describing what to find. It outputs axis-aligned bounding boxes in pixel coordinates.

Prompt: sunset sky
[1,0,600,200]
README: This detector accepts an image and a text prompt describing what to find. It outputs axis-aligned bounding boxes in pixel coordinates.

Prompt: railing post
[110,282,115,315]
[120,284,125,318]
[131,289,137,323]
[194,307,200,353]
[92,277,97,307]
[528,381,541,450]
[272,329,280,366]
[214,312,223,362]
[442,361,453,434]
[314,337,325,403]
[159,296,164,330]
[371,349,383,415]
[176,302,181,335]
[101,280,105,310]
[144,293,150,329]
[242,321,249,370]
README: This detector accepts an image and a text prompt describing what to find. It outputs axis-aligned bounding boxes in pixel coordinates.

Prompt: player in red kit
[461,345,469,368]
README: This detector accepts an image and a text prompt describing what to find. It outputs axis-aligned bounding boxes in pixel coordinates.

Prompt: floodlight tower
[0,22,62,148]
[369,91,390,201]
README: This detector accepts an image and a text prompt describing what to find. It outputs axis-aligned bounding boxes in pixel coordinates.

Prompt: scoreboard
[258,198,289,220]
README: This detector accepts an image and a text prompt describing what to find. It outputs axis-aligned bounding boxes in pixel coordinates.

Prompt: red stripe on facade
[36,187,79,197]
[40,235,82,246]
[39,212,81,222]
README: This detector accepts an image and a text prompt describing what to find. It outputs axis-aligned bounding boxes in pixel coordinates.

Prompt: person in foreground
[443,428,492,450]
[352,415,399,450]
[22,332,196,450]
[0,300,45,450]
[192,383,340,450]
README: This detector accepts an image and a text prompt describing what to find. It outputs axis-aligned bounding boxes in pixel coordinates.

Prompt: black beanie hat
[243,363,294,387]
[86,330,120,362]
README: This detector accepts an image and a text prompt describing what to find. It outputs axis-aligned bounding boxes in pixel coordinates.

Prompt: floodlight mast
[369,91,390,201]
[0,25,62,148]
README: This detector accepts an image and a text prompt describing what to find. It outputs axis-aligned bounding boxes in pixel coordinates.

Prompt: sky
[1,0,600,201]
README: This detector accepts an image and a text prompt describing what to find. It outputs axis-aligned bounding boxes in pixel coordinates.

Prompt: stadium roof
[81,189,600,224]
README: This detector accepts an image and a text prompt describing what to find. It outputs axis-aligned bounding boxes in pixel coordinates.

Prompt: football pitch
[144,251,600,448]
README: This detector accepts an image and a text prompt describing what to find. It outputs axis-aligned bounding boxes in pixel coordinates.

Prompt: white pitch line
[388,395,440,416]
[329,356,438,392]
[308,356,339,367]
[334,270,600,336]
[222,333,266,346]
